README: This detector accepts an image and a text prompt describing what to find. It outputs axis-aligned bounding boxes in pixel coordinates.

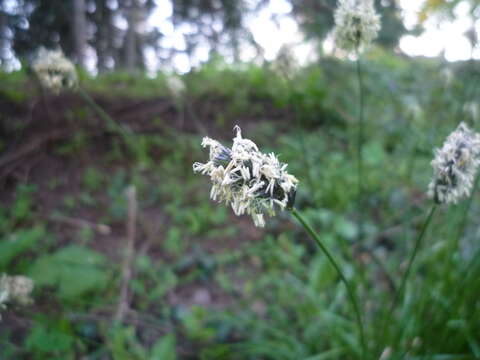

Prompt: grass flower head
[428,122,480,204]
[0,274,34,319]
[32,48,77,93]
[193,126,299,227]
[333,0,381,52]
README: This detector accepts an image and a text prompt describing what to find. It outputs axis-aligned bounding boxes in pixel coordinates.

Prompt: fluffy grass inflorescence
[428,122,480,204]
[333,0,381,52]
[0,274,34,318]
[193,126,299,227]
[32,48,77,93]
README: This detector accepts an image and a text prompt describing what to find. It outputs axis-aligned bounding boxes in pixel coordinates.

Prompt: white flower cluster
[193,126,299,227]
[0,274,34,318]
[333,0,381,52]
[32,48,77,93]
[428,122,480,204]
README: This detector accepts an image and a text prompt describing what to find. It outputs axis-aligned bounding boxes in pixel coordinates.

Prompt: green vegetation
[1,51,480,359]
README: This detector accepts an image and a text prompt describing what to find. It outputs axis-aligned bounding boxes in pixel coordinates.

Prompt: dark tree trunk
[93,0,115,72]
[124,0,138,72]
[73,0,87,67]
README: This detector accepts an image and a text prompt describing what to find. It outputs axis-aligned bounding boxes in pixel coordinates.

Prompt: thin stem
[279,68,317,200]
[286,78,317,200]
[453,245,480,305]
[379,204,437,348]
[291,208,367,359]
[356,51,365,243]
[77,86,132,146]
[441,172,480,298]
[395,205,436,308]
[455,167,480,245]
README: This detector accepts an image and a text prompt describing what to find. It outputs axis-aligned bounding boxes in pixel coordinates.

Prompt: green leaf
[180,306,215,341]
[409,356,473,360]
[148,269,177,300]
[110,326,147,360]
[29,245,109,300]
[12,184,36,222]
[333,216,357,241]
[0,226,45,269]
[25,322,74,355]
[309,256,337,292]
[304,348,345,360]
[150,334,176,360]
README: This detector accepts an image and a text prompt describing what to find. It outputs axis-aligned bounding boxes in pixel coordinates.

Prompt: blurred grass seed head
[32,47,78,93]
[333,0,381,52]
[0,274,34,317]
[428,122,480,204]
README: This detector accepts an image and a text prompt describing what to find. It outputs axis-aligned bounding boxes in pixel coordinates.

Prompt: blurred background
[1,0,480,359]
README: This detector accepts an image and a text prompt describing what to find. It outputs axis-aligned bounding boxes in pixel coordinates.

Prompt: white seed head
[32,47,77,93]
[0,274,34,311]
[428,122,480,204]
[193,126,299,227]
[333,0,381,52]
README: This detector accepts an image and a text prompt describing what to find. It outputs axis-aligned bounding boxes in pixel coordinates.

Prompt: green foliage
[55,130,89,155]
[29,245,109,301]
[150,334,177,360]
[81,71,169,99]
[185,57,291,121]
[11,184,37,224]
[179,305,216,341]
[0,226,45,270]
[109,326,149,360]
[25,319,75,358]
[83,167,105,191]
[2,52,480,359]
[0,69,29,103]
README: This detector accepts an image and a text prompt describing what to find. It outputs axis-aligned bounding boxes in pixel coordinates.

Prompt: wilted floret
[32,48,77,93]
[193,126,299,227]
[0,274,34,318]
[428,122,480,204]
[333,0,381,52]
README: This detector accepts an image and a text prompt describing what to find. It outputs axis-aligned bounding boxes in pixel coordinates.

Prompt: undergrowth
[1,50,479,359]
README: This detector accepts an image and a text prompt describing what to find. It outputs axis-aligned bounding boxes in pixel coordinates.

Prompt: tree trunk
[73,0,87,68]
[94,0,114,72]
[124,0,138,72]
[0,8,8,67]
